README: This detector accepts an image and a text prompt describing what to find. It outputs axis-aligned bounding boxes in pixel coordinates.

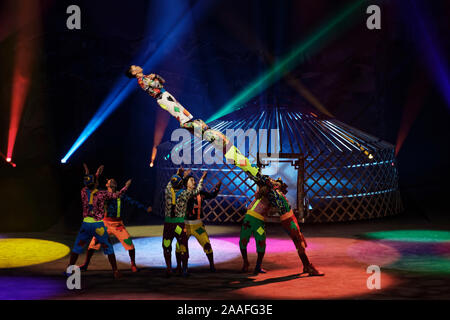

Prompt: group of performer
[65,66,323,279]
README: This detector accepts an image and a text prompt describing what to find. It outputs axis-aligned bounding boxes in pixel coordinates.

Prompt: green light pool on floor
[364,230,450,242]
[387,256,450,274]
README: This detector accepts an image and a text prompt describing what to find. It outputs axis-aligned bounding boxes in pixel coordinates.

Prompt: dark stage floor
[0,214,449,300]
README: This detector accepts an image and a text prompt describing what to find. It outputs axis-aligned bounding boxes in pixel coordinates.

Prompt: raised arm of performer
[176,180,222,273]
[97,178,131,202]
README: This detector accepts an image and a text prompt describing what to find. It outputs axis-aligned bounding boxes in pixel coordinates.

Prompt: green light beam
[207,0,366,122]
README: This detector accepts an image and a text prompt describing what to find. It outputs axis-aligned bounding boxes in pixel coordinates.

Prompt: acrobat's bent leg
[239,215,254,272]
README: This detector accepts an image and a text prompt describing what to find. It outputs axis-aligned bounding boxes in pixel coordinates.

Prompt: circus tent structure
[154,104,402,223]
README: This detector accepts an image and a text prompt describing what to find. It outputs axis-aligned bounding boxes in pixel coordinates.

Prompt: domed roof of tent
[203,104,393,157]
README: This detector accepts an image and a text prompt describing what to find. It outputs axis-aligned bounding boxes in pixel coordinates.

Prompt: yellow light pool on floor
[0,238,70,268]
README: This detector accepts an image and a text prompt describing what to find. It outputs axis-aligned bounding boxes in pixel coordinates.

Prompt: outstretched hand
[125,179,132,188]
[201,171,208,180]
[215,181,222,190]
[176,167,184,177]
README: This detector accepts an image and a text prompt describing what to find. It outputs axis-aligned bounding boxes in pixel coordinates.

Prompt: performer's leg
[281,212,324,276]
[68,252,79,267]
[253,219,267,275]
[157,91,193,125]
[162,223,175,277]
[107,254,121,279]
[239,215,253,272]
[128,249,137,272]
[79,249,96,271]
[93,222,121,279]
[224,144,259,177]
[180,119,259,177]
[109,220,137,271]
[175,242,182,274]
[68,222,92,272]
[174,223,189,277]
[206,252,215,272]
[79,235,101,271]
[175,224,192,274]
[192,223,215,272]
[240,248,249,273]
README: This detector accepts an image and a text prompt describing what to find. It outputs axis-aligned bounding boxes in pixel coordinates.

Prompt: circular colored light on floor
[219,236,324,253]
[347,240,401,266]
[113,236,241,268]
[0,276,66,300]
[0,239,70,269]
[386,256,450,274]
[363,230,450,242]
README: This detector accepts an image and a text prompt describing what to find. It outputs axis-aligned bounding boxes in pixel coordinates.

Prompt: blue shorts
[72,220,114,255]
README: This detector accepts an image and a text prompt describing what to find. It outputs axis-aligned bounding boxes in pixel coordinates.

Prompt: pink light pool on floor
[218,236,323,253]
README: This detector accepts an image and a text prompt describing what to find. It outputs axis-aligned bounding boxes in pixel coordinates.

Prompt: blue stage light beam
[61,0,212,163]
[409,0,450,108]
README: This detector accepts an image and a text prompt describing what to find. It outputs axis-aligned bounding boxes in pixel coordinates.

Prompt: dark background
[0,0,448,231]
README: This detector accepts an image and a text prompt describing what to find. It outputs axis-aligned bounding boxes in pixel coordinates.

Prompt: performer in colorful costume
[268,177,324,276]
[163,168,206,277]
[126,66,258,177]
[80,178,152,273]
[239,184,272,274]
[126,66,193,124]
[66,164,131,279]
[175,178,222,273]
[126,68,322,276]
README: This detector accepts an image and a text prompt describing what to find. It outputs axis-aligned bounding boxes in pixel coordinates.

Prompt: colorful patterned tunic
[137,74,166,99]
[164,177,204,219]
[81,186,128,221]
[104,195,148,219]
[247,173,291,215]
